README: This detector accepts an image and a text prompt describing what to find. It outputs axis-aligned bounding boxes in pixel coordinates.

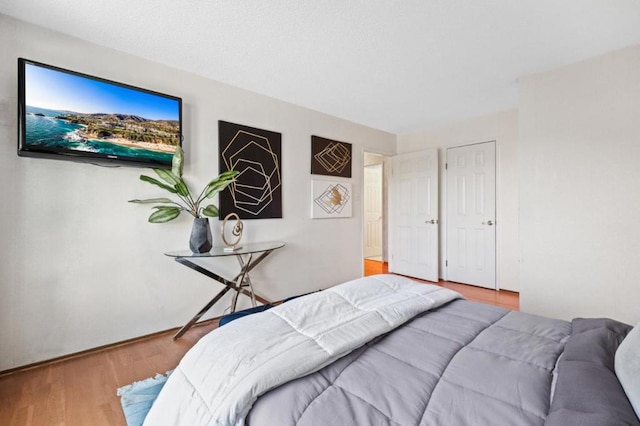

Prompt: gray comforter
[248,300,638,426]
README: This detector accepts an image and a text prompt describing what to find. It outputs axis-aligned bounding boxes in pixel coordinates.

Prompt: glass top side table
[165,241,285,339]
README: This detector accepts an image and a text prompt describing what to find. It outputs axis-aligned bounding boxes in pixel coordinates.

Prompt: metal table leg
[239,255,258,308]
[173,285,233,340]
[231,253,253,312]
[171,251,274,339]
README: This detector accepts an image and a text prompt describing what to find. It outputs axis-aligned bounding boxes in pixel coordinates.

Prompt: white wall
[0,14,396,370]
[519,45,640,324]
[397,110,520,292]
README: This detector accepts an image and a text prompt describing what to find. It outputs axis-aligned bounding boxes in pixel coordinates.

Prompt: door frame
[443,140,498,289]
[361,150,393,271]
[364,163,383,259]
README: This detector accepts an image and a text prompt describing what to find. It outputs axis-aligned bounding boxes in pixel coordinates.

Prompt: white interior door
[446,141,496,289]
[364,164,383,258]
[389,149,439,282]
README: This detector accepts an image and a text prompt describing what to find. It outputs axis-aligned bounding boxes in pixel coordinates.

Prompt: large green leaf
[201,204,219,217]
[203,181,232,199]
[174,179,190,197]
[218,170,240,180]
[140,175,177,193]
[171,146,184,178]
[154,168,191,198]
[204,171,239,199]
[148,206,181,223]
[128,198,174,204]
[154,168,182,187]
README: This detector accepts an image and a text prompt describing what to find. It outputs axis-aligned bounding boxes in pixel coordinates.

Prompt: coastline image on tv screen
[17,58,182,168]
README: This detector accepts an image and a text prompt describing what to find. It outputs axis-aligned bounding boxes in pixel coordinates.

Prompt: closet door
[389,149,439,282]
[446,141,496,289]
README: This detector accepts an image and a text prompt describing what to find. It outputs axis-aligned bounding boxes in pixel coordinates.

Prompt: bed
[143,274,640,426]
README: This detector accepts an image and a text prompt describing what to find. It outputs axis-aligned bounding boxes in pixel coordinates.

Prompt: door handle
[482,220,494,226]
[425,219,439,224]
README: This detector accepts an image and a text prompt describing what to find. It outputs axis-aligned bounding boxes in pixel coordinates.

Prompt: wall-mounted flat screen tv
[18,58,182,169]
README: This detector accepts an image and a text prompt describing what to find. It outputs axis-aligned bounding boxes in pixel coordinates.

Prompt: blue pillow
[218,304,273,327]
[283,291,318,303]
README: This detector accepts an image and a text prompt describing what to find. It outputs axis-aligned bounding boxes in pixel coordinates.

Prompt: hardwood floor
[0,322,218,426]
[0,262,518,425]
[364,259,519,311]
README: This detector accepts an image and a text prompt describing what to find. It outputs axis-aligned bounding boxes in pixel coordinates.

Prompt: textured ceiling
[1,1,639,134]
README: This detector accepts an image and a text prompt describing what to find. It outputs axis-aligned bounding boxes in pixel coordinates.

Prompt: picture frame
[311,180,353,219]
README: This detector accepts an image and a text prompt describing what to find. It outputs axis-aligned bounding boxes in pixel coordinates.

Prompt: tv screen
[17,58,182,168]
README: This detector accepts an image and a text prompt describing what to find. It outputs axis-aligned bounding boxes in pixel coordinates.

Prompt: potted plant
[129,146,238,253]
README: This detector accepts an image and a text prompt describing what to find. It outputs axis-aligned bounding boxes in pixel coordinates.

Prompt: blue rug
[117,371,171,426]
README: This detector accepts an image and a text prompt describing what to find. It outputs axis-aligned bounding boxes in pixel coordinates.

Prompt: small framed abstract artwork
[311,136,352,178]
[311,180,353,219]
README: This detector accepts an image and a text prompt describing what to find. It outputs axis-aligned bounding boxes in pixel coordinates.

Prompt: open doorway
[363,152,389,275]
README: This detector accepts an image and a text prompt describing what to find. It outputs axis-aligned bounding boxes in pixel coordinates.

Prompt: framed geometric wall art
[311,180,353,219]
[311,136,352,178]
[218,121,282,219]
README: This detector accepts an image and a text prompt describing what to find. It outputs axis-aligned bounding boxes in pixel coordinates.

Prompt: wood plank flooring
[364,259,519,310]
[1,262,518,425]
[0,322,218,426]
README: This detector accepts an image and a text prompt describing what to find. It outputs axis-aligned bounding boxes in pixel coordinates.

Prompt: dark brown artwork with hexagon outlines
[311,135,352,178]
[218,121,282,219]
